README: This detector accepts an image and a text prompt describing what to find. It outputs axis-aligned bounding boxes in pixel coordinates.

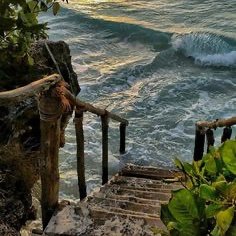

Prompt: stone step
[92,191,167,205]
[120,164,180,180]
[89,207,166,229]
[109,183,175,193]
[111,175,181,190]
[89,204,159,219]
[99,185,171,201]
[88,196,161,215]
[43,165,182,235]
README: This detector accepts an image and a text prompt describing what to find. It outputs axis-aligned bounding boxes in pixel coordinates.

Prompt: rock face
[0,145,39,236]
[0,40,80,234]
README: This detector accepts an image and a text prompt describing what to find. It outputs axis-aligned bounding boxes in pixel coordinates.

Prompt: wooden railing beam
[119,123,127,154]
[196,117,236,130]
[38,87,62,229]
[193,127,205,161]
[206,129,215,153]
[101,113,109,185]
[0,74,62,105]
[63,89,128,125]
[221,127,232,143]
[74,108,87,200]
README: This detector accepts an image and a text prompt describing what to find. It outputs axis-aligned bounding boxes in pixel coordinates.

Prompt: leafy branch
[161,140,236,236]
[0,0,67,68]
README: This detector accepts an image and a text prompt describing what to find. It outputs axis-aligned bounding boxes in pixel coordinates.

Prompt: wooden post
[206,129,214,153]
[74,108,87,200]
[38,92,62,230]
[101,113,109,185]
[193,126,205,161]
[221,127,232,143]
[119,123,126,154]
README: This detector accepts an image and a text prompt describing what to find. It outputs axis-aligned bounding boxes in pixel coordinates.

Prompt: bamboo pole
[74,108,87,200]
[38,91,62,229]
[119,123,126,154]
[101,113,109,185]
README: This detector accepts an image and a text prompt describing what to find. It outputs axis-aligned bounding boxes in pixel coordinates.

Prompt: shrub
[161,140,236,236]
[0,0,66,69]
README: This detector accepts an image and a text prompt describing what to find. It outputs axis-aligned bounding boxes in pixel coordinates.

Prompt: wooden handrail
[196,116,236,130]
[1,74,128,219]
[193,116,236,161]
[63,89,129,125]
[0,73,129,125]
[0,74,62,105]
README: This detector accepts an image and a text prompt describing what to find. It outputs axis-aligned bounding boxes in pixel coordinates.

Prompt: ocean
[40,0,236,199]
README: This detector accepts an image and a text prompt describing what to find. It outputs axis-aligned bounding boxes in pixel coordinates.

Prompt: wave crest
[195,51,236,67]
[172,32,236,67]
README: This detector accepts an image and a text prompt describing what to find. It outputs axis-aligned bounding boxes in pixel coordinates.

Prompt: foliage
[161,140,236,236]
[0,0,67,69]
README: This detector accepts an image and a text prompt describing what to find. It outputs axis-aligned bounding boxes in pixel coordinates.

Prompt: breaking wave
[172,32,236,68]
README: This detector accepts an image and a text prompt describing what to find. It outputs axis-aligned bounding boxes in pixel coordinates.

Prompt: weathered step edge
[43,165,182,236]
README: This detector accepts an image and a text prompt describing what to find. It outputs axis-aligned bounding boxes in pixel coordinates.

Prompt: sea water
[40,0,236,199]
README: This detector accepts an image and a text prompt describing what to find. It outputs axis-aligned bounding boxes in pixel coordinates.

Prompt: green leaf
[20,12,38,26]
[161,204,175,226]
[27,53,34,65]
[205,204,224,218]
[211,225,221,236]
[199,184,217,200]
[215,174,226,182]
[212,180,227,191]
[27,1,38,12]
[216,206,235,235]
[220,140,236,175]
[225,182,236,201]
[168,189,199,224]
[226,225,236,236]
[204,153,217,175]
[167,221,181,231]
[53,2,60,15]
[174,158,183,170]
[168,222,200,236]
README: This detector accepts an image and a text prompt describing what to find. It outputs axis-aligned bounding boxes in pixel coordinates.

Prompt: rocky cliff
[0,40,79,234]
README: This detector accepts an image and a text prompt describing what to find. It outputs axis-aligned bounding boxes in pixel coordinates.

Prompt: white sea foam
[195,51,236,67]
[172,33,236,67]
